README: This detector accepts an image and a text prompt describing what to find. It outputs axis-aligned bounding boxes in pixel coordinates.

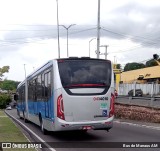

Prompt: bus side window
[32,79,37,101]
[42,73,45,100]
[48,71,51,97]
[44,71,51,99]
[18,89,20,101]
[37,75,42,101]
[22,85,25,102]
[44,73,48,98]
[28,81,33,100]
[35,78,38,101]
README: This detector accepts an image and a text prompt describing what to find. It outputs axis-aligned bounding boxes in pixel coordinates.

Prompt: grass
[0,110,36,151]
[0,110,5,116]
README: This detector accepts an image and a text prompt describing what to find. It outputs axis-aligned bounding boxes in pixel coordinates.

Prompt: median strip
[5,110,56,151]
[0,110,36,151]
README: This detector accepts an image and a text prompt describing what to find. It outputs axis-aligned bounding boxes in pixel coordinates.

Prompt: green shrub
[0,94,11,109]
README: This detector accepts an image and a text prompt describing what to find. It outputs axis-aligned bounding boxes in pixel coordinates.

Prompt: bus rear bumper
[55,116,114,131]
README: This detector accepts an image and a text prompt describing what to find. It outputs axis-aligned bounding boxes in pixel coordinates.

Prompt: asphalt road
[5,109,160,151]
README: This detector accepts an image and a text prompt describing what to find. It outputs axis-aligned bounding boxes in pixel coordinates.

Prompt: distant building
[121,65,160,84]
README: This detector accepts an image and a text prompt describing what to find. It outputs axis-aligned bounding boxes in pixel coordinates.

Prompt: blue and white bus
[16,57,115,134]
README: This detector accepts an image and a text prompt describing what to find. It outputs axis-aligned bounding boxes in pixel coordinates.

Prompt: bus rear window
[58,59,111,88]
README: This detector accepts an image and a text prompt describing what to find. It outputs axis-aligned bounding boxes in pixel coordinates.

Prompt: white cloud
[0,0,160,81]
[0,0,56,25]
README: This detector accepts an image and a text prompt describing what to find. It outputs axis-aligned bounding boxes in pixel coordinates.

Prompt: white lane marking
[114,120,160,131]
[5,111,56,151]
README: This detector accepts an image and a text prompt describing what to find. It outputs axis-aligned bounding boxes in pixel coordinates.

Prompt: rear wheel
[81,130,88,133]
[23,111,28,123]
[40,116,48,135]
[17,109,21,119]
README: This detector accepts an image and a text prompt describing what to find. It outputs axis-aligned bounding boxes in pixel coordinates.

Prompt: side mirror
[14,94,18,101]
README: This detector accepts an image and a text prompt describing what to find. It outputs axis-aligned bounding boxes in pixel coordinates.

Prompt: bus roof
[17,58,111,89]
[57,57,111,62]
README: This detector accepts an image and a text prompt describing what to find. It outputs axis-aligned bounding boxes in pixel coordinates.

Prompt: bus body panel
[61,88,112,122]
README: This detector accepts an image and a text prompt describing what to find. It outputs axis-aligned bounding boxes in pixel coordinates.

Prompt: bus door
[33,78,38,114]
[44,71,51,118]
[20,85,25,112]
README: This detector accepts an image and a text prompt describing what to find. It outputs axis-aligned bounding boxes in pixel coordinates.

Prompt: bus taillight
[57,94,65,120]
[109,93,115,117]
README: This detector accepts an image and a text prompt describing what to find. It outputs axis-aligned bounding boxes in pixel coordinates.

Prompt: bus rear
[54,58,114,131]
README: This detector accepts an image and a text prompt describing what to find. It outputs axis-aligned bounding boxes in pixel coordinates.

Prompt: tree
[0,94,11,109]
[116,64,121,69]
[0,80,19,91]
[145,59,158,67]
[0,66,10,80]
[124,62,145,71]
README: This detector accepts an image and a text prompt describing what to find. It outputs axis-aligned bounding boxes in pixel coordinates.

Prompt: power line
[0,39,50,47]
[0,27,96,42]
[0,27,97,47]
[69,27,96,35]
[100,27,160,54]
[101,27,158,45]
[0,35,56,43]
[108,41,160,54]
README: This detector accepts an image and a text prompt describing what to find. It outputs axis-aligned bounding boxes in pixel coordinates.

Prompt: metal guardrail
[117,95,160,101]
[154,96,160,100]
[115,96,160,109]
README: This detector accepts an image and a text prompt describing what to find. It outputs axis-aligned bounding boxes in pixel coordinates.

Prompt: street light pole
[24,64,26,79]
[60,24,76,57]
[56,0,60,58]
[97,0,101,59]
[89,38,96,57]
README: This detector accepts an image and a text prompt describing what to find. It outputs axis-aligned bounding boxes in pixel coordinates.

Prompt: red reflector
[105,122,112,125]
[82,126,92,130]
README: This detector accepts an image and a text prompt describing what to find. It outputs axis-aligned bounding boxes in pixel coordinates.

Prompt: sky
[1,0,160,81]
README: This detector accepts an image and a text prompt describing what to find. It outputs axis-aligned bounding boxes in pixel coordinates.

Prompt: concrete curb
[5,110,56,151]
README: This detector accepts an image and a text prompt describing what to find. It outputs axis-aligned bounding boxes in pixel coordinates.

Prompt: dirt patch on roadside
[115,103,160,123]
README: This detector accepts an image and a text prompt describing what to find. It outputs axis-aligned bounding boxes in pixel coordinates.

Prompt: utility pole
[96,0,101,59]
[23,64,28,120]
[60,24,76,57]
[100,45,108,59]
[56,0,60,58]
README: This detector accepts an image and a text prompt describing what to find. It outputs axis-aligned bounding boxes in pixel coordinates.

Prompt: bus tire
[40,116,48,135]
[17,109,21,119]
[23,111,28,123]
[82,130,88,133]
